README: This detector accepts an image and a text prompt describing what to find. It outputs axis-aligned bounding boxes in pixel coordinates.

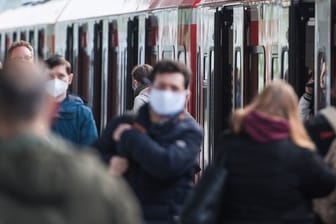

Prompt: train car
[0,0,335,168]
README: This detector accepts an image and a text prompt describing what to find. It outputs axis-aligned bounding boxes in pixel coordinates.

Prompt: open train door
[314,0,335,111]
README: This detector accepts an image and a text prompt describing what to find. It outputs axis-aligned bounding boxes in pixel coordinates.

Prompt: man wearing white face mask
[94,60,203,224]
[45,55,98,146]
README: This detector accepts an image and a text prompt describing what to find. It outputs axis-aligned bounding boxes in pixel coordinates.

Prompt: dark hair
[7,40,34,59]
[131,64,153,85]
[151,60,191,89]
[0,62,47,122]
[45,55,72,74]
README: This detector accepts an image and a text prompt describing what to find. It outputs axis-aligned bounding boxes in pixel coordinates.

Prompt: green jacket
[0,133,143,224]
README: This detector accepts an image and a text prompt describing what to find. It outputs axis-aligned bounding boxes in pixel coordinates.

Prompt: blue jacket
[94,104,203,224]
[52,95,98,146]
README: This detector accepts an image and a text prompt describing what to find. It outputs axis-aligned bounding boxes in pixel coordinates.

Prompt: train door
[145,15,158,66]
[77,25,90,102]
[126,17,139,110]
[107,21,119,120]
[315,0,334,110]
[93,21,103,132]
[288,2,314,96]
[211,7,233,160]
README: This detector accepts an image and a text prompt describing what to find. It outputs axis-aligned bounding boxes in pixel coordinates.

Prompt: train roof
[0,0,68,30]
[58,0,200,22]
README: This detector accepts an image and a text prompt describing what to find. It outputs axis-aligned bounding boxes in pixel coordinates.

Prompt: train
[0,0,334,170]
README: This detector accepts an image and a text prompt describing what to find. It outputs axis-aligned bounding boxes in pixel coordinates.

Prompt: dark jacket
[0,133,143,224]
[216,132,335,224]
[94,104,203,224]
[52,94,98,146]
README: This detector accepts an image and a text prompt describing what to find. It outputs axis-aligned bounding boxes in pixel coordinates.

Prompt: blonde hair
[233,80,315,150]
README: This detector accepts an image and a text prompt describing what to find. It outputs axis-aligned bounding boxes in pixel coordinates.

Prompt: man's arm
[119,128,202,179]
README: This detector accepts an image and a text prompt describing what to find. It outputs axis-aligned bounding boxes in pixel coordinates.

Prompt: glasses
[11,55,33,61]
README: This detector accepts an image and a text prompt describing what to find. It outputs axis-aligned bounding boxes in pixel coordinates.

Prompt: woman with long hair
[216,80,335,224]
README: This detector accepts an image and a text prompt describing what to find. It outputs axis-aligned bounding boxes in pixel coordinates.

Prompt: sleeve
[79,106,99,146]
[119,128,202,180]
[132,95,147,113]
[91,121,117,164]
[299,93,313,123]
[297,150,336,198]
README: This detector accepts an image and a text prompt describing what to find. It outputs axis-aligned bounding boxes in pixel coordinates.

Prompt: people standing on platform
[45,55,98,146]
[94,60,203,224]
[6,40,34,64]
[131,64,153,113]
[0,62,143,224]
[214,80,335,224]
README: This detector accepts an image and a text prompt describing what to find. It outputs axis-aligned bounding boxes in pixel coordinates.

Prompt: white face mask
[149,88,187,116]
[46,79,68,98]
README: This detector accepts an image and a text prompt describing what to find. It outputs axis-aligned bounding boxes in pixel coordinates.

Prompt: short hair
[151,60,191,89]
[45,55,72,74]
[0,62,47,122]
[7,40,34,58]
[131,64,153,85]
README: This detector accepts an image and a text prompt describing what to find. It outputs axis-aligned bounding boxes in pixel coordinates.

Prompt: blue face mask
[149,88,187,116]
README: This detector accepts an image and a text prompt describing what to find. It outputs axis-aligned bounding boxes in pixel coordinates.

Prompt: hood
[244,111,290,143]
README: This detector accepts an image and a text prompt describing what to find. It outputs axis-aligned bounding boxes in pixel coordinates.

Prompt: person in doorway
[131,64,153,113]
[299,68,314,124]
[94,60,203,224]
[45,55,98,146]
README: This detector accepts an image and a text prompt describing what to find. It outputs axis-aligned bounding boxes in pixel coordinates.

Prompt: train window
[178,45,186,64]
[5,34,10,59]
[248,46,266,103]
[271,57,280,80]
[202,53,209,168]
[145,15,158,66]
[107,21,119,120]
[12,33,17,42]
[203,55,209,82]
[234,49,242,108]
[29,31,34,48]
[66,25,74,66]
[317,51,327,109]
[162,46,175,60]
[139,47,143,64]
[37,30,44,59]
[93,21,103,131]
[281,48,289,81]
[20,32,26,41]
[77,25,89,102]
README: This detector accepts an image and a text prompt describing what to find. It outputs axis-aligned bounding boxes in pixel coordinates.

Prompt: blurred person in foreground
[45,55,98,146]
[6,40,34,64]
[0,62,143,224]
[131,64,153,113]
[215,80,335,224]
[94,60,203,224]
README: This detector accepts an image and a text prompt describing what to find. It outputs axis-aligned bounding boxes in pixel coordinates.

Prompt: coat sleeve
[78,106,98,146]
[296,150,336,198]
[119,128,202,180]
[299,93,313,123]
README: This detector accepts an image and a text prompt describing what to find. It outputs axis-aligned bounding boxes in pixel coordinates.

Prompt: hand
[109,156,129,176]
[113,124,132,141]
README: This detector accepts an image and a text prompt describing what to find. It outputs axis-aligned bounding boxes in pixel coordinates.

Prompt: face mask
[46,79,68,98]
[149,88,187,116]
